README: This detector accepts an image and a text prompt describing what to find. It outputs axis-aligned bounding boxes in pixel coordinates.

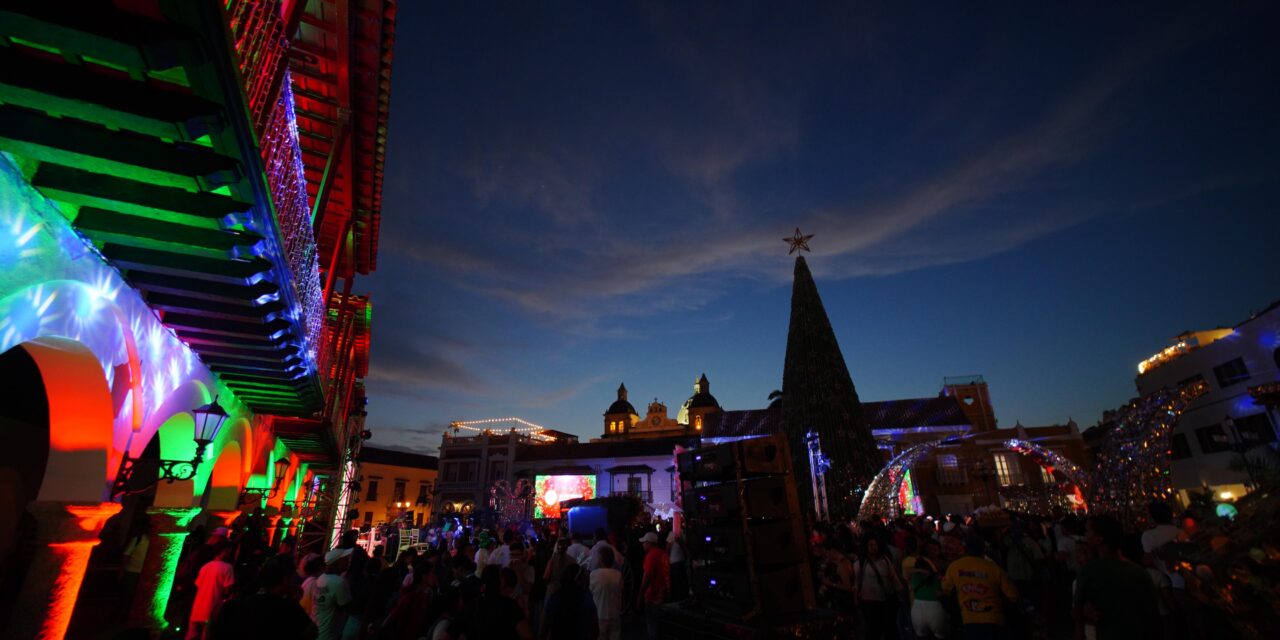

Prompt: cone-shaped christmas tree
[779,255,882,520]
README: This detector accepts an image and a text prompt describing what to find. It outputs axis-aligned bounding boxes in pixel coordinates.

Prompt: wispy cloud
[520,374,611,409]
[366,424,451,455]
[366,328,491,395]
[384,17,1195,328]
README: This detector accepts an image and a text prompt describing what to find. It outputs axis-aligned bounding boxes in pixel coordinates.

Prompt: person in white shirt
[313,548,353,640]
[589,546,624,640]
[489,530,512,568]
[667,530,687,600]
[586,528,621,573]
[566,535,591,567]
[1141,501,1201,637]
[474,537,496,577]
[298,553,325,620]
[1140,502,1185,588]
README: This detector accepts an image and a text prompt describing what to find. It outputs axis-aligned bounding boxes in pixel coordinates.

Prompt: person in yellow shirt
[942,535,1019,637]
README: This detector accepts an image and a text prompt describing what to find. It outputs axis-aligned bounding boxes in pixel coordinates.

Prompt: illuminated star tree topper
[784,227,814,254]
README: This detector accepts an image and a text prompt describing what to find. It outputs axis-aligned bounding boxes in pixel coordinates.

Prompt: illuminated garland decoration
[449,417,561,441]
[227,0,324,365]
[226,0,290,133]
[1086,381,1208,524]
[265,77,324,358]
[860,439,951,519]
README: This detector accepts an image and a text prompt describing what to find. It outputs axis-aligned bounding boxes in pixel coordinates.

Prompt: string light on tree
[1086,381,1207,525]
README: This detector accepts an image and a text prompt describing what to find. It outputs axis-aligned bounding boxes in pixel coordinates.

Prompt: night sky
[363,2,1280,454]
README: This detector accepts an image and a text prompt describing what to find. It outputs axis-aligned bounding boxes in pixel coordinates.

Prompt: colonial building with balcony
[432,425,580,519]
[0,1,398,636]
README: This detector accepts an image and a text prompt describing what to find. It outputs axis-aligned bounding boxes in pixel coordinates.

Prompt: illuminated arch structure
[1002,438,1090,514]
[860,381,1208,521]
[860,436,1091,519]
[860,438,956,519]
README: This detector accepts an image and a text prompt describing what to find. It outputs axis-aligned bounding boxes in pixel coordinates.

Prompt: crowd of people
[170,519,684,640]
[812,502,1218,640]
[152,498,1236,640]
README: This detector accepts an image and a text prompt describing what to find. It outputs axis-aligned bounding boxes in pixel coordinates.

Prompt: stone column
[207,510,241,528]
[125,507,202,634]
[264,514,283,548]
[7,501,121,640]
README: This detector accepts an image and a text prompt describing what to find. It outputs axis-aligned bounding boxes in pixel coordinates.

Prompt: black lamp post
[112,396,230,497]
[240,457,292,505]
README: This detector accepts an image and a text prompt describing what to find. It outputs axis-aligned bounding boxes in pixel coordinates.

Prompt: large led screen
[533,475,597,519]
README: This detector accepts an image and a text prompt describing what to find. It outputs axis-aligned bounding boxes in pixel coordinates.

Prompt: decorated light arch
[1001,438,1090,513]
[860,435,1093,519]
[859,438,955,519]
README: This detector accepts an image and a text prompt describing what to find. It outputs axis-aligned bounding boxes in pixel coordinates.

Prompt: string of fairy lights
[448,417,560,441]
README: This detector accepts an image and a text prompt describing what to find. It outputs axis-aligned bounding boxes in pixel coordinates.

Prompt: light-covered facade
[1134,302,1280,503]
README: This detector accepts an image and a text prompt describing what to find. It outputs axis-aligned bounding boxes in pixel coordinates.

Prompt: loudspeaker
[678,433,817,618]
[682,476,791,520]
[685,518,808,566]
[677,436,788,482]
[690,563,817,616]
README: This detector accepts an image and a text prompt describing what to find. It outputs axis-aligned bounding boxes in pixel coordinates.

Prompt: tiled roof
[863,396,971,431]
[359,446,439,470]
[702,396,971,440]
[701,407,781,440]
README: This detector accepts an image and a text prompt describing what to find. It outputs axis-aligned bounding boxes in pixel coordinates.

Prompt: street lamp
[112,396,230,496]
[240,457,292,505]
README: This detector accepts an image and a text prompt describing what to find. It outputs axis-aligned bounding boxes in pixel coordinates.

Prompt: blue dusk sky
[362,2,1279,454]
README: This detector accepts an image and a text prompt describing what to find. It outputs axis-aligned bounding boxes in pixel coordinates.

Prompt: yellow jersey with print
[941,555,1019,625]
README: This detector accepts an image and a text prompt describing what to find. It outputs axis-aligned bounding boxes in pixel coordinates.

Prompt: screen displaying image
[533,475,597,519]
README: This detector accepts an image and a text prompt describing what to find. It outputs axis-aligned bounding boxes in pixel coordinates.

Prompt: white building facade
[1135,302,1280,503]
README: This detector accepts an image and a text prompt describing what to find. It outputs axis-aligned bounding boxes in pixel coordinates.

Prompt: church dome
[684,373,719,410]
[605,382,638,416]
[607,398,637,415]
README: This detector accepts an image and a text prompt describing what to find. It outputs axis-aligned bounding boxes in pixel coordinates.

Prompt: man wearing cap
[637,531,669,639]
[313,548,353,640]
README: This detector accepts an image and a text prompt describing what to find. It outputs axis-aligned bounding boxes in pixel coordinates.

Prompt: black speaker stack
[676,434,817,619]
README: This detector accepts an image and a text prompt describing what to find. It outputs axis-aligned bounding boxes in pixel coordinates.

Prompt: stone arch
[0,343,52,565]
[0,280,145,484]
[143,380,214,507]
[8,338,117,502]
